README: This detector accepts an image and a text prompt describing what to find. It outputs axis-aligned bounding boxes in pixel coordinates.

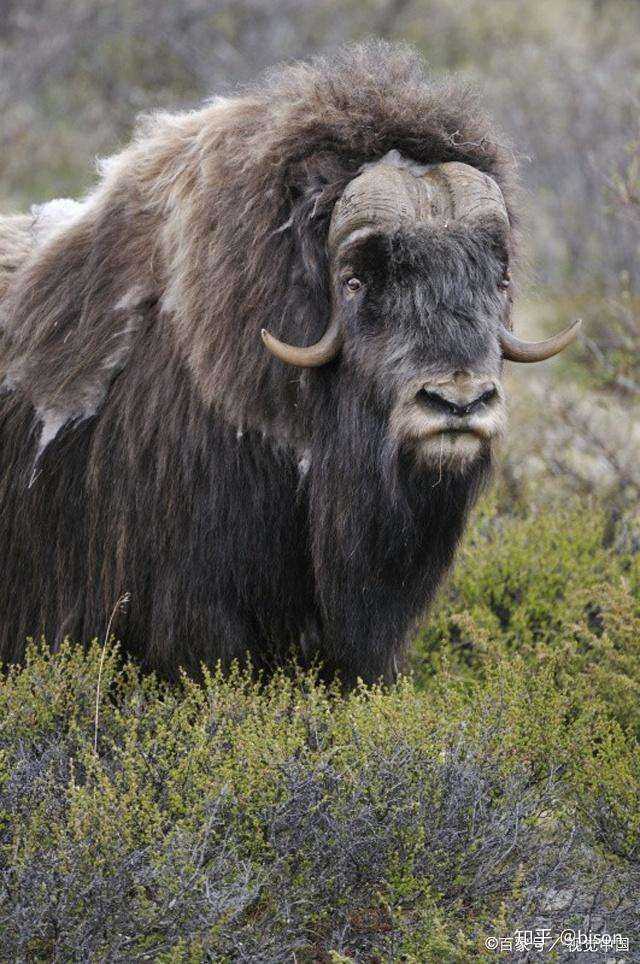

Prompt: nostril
[417,390,462,417]
[465,387,498,415]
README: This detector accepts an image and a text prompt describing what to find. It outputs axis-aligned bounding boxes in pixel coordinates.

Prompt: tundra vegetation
[1,0,639,961]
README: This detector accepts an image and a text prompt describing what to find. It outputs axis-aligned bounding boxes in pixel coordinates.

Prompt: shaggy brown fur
[0,215,35,302]
[0,42,517,682]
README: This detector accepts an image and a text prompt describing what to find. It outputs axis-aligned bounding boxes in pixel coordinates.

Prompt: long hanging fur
[0,42,517,682]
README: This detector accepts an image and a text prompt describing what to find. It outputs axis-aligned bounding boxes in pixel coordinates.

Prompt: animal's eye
[345,277,363,293]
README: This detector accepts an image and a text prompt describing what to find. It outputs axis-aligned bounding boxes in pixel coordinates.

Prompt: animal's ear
[0,191,157,457]
[286,156,340,291]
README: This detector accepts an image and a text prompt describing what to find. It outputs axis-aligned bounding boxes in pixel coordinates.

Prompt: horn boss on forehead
[261,157,580,367]
[327,159,510,252]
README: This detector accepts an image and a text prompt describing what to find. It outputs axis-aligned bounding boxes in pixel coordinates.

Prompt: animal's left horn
[260,312,343,367]
[500,319,581,363]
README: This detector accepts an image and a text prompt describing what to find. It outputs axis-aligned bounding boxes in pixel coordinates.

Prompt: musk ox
[0,44,579,684]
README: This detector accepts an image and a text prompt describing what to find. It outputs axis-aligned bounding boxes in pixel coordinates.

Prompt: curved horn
[260,312,343,367]
[500,319,582,363]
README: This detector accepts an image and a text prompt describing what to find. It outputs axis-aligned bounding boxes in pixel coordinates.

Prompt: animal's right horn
[260,312,343,367]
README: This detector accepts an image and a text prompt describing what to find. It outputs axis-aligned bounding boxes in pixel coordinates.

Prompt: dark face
[331,225,509,470]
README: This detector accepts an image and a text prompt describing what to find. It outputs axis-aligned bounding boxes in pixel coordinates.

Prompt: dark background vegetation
[1,1,639,960]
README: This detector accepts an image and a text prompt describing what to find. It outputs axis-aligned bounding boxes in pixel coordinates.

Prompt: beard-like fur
[307,375,491,684]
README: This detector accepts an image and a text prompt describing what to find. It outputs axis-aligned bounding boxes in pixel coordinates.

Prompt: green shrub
[413,499,640,738]
[1,639,637,961]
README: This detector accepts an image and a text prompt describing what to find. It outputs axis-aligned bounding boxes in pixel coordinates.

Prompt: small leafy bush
[414,499,640,738]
